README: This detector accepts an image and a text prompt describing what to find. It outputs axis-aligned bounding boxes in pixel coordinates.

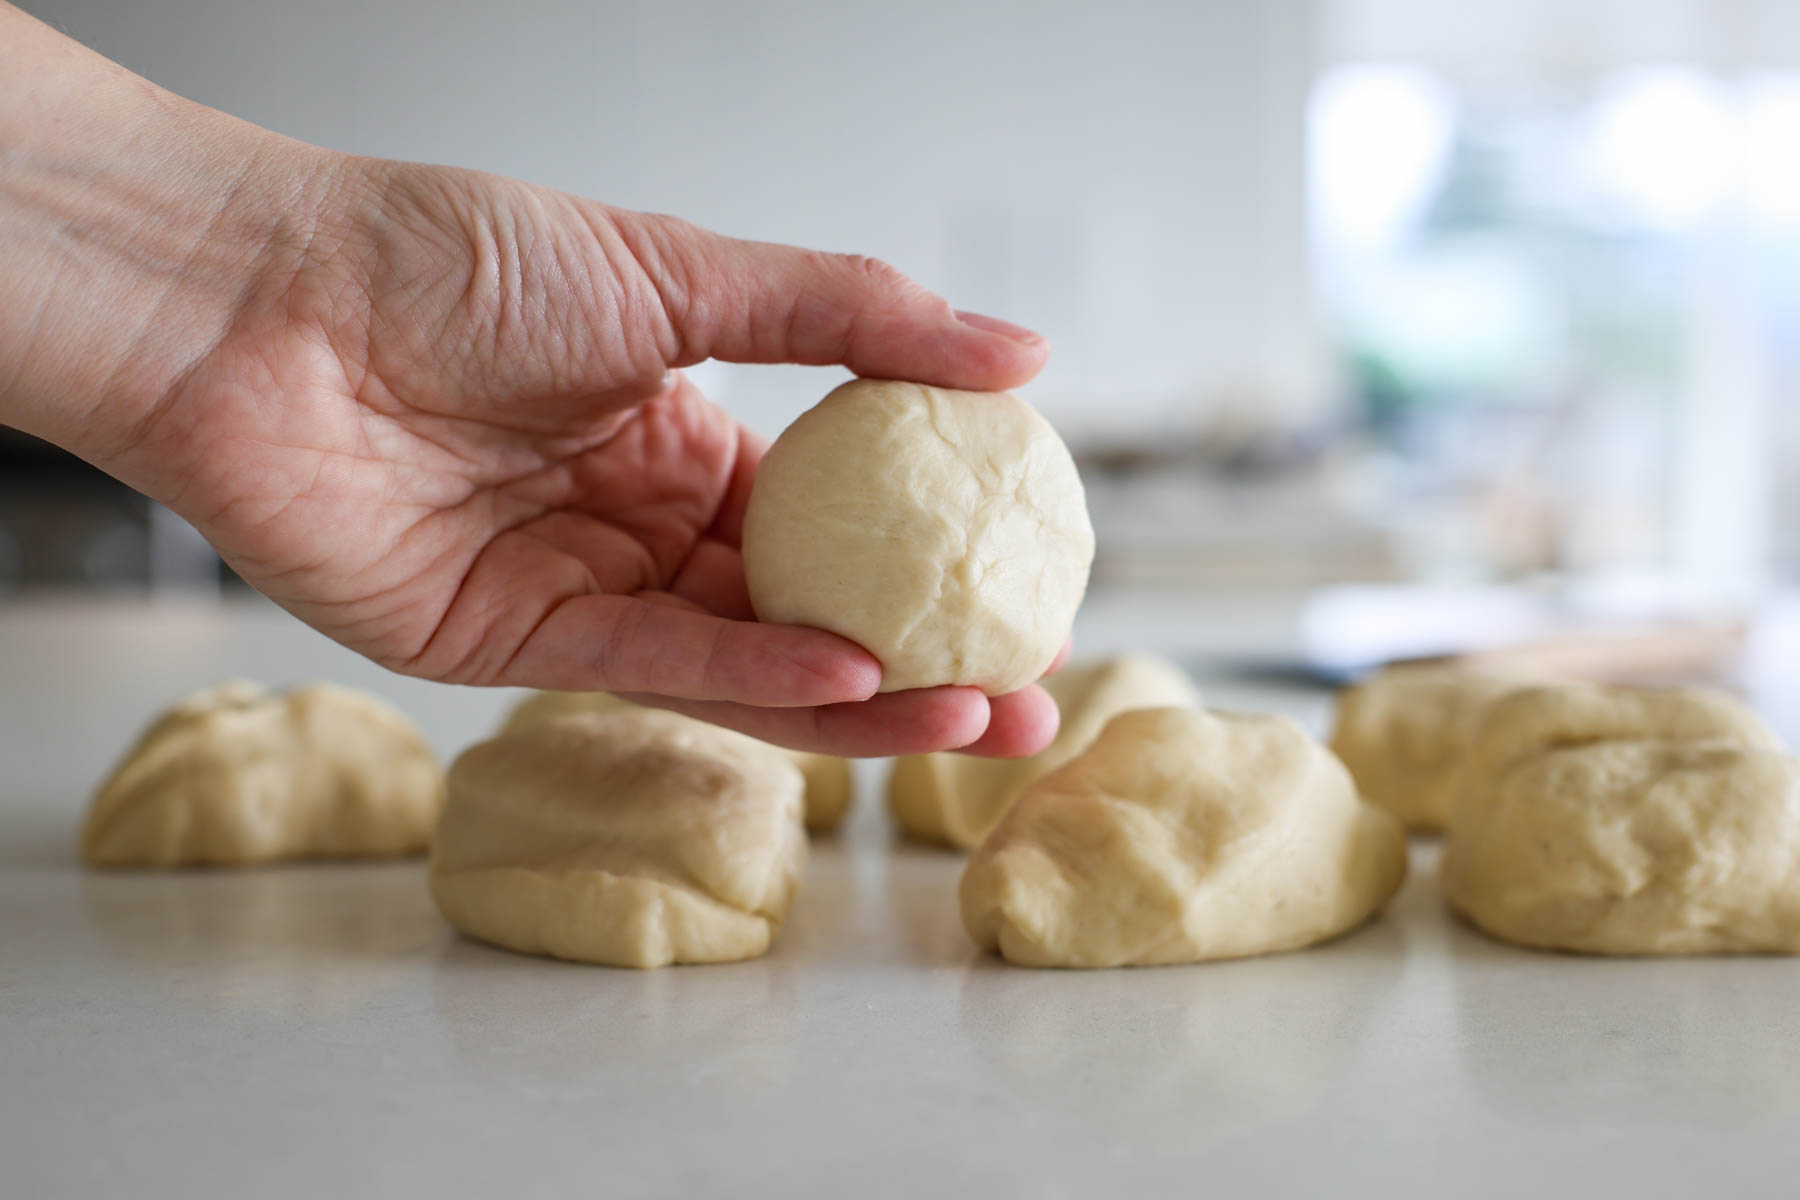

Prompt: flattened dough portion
[83,681,443,867]
[1329,665,1524,832]
[1444,683,1800,955]
[742,379,1095,695]
[961,707,1408,968]
[889,654,1200,849]
[499,690,852,832]
[431,709,807,967]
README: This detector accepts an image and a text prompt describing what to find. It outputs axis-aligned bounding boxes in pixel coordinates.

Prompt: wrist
[0,5,350,482]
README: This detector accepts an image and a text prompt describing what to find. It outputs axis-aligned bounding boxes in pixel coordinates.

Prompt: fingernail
[954,309,1045,346]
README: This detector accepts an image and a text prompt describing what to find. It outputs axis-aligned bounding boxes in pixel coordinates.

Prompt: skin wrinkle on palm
[0,2,1070,759]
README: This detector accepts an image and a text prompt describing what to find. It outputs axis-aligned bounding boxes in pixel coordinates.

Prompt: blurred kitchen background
[5,0,1797,653]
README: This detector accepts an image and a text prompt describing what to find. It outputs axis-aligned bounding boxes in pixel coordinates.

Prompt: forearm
[0,3,343,472]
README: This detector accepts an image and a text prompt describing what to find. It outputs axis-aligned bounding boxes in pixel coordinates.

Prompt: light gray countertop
[4,591,1800,1199]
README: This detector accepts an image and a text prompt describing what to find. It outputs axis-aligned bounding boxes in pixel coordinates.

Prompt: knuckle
[613,211,702,306]
[622,212,735,360]
[838,253,914,299]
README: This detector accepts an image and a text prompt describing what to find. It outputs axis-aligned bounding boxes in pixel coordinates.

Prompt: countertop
[5,591,1800,1199]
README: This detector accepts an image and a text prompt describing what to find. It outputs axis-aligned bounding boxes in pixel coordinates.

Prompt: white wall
[1324,0,1800,77]
[19,0,1328,439]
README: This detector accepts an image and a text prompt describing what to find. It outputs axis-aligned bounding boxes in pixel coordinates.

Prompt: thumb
[608,209,1050,392]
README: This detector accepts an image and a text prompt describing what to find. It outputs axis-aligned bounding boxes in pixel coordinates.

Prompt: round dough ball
[497,690,853,833]
[431,709,808,968]
[742,379,1095,695]
[82,681,444,867]
[1329,665,1525,832]
[889,653,1200,849]
[960,707,1408,968]
[1443,683,1800,955]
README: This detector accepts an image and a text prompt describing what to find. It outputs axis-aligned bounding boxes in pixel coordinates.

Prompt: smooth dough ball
[889,654,1201,849]
[741,379,1095,695]
[431,709,808,967]
[1443,683,1800,955]
[498,690,853,832]
[960,707,1409,968]
[82,681,443,867]
[1329,665,1525,832]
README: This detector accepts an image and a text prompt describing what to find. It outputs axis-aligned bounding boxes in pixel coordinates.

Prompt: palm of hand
[157,169,764,682]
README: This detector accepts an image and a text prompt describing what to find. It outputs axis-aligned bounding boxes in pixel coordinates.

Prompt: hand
[0,5,1062,757]
[154,163,1063,756]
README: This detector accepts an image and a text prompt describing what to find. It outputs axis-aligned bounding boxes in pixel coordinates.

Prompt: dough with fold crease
[890,654,1200,849]
[742,379,1094,695]
[961,707,1408,968]
[82,680,443,867]
[1444,683,1800,955]
[431,709,807,967]
[498,690,852,832]
[1329,665,1525,832]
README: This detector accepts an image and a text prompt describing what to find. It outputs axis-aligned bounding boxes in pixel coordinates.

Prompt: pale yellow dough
[960,707,1408,968]
[431,709,807,968]
[1443,683,1800,955]
[1329,665,1524,832]
[82,681,443,867]
[741,379,1095,695]
[889,654,1200,849]
[498,690,852,832]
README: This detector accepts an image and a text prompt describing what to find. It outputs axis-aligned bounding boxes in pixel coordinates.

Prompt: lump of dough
[960,707,1408,968]
[1329,665,1525,832]
[1443,683,1800,955]
[82,680,443,867]
[431,708,807,967]
[788,751,852,832]
[741,379,1095,696]
[1456,682,1780,782]
[496,688,634,737]
[889,653,1200,849]
[498,690,853,833]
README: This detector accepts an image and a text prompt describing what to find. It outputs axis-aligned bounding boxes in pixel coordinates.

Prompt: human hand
[0,4,1062,757]
[157,162,1062,757]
